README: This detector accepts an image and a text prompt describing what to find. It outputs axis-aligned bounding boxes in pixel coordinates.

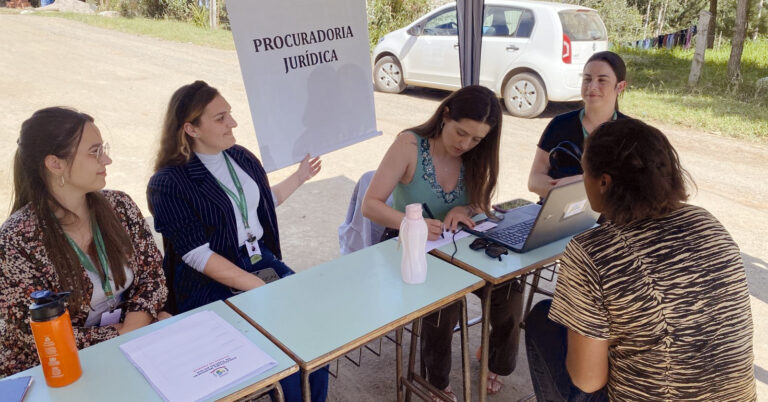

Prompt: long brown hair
[584,118,693,225]
[408,85,502,215]
[154,80,220,172]
[13,107,134,315]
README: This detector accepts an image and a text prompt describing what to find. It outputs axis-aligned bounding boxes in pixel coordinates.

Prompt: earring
[59,175,65,187]
[439,120,445,131]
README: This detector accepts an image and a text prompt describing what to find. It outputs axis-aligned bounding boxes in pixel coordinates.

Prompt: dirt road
[1,14,766,400]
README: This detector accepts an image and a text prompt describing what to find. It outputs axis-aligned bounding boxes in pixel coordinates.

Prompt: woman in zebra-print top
[524,118,756,401]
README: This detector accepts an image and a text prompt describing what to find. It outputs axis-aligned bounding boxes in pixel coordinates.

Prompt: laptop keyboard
[488,220,534,245]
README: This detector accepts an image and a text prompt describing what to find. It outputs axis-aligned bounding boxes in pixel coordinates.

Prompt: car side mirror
[407,24,423,36]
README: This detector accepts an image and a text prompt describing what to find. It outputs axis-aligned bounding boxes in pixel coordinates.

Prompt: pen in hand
[421,203,444,239]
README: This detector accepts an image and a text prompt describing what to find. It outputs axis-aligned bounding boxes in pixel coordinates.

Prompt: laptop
[464,180,599,253]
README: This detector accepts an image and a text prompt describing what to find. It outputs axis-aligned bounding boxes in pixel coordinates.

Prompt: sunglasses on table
[469,237,508,261]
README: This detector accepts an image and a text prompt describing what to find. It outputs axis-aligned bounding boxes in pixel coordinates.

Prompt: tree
[727,0,749,85]
[707,0,718,48]
[753,0,764,39]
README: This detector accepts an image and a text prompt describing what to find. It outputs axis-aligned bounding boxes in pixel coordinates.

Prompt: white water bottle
[399,203,428,284]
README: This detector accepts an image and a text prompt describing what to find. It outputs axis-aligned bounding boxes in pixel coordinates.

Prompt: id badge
[100,308,122,327]
[246,240,262,264]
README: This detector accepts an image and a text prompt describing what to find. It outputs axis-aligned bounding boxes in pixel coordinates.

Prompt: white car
[372,0,609,118]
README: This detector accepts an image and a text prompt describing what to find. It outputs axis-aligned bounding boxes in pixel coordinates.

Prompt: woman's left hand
[444,205,475,233]
[296,154,322,184]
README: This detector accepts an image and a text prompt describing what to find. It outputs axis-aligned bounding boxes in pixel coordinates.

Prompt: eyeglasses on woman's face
[88,142,110,160]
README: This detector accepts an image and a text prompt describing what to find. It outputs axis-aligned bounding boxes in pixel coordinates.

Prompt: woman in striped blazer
[524,118,756,401]
[147,81,326,402]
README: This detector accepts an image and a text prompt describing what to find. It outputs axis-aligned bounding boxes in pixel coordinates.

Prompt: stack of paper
[120,311,277,402]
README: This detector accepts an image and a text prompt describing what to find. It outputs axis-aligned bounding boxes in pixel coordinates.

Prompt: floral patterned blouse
[0,190,167,376]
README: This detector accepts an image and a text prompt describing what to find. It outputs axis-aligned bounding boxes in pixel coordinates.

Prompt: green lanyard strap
[66,216,114,300]
[579,109,618,138]
[216,153,251,230]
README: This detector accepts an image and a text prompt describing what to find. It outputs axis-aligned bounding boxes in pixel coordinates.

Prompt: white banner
[227,0,380,172]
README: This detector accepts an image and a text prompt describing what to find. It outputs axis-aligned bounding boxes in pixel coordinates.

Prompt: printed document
[120,311,277,401]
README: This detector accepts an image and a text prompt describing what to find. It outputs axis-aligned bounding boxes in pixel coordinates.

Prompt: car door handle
[453,43,459,49]
[506,44,519,51]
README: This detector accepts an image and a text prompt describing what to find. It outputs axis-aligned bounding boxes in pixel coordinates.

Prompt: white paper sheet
[120,311,277,402]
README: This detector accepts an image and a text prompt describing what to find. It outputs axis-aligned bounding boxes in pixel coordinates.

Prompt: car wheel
[373,56,406,93]
[503,72,547,118]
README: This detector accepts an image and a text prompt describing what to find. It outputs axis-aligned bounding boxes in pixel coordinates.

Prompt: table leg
[479,284,493,402]
[523,269,542,323]
[459,297,471,402]
[273,381,285,402]
[405,318,421,402]
[396,327,404,402]
[301,369,311,402]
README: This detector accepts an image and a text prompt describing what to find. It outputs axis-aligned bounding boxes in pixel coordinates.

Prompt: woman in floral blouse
[0,107,168,376]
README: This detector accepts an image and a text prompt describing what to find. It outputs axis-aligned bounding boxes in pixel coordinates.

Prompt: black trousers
[421,279,524,389]
[524,300,607,402]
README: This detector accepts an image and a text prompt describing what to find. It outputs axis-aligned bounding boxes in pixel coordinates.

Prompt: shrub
[367,0,433,49]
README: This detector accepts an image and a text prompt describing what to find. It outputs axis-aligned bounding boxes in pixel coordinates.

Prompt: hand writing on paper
[425,218,444,241]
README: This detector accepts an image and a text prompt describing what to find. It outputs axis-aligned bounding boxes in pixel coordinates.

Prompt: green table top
[9,300,297,402]
[227,239,485,370]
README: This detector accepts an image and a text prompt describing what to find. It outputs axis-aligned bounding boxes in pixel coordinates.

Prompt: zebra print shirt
[549,204,756,401]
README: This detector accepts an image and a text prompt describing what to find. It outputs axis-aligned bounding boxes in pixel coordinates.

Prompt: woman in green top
[363,86,522,399]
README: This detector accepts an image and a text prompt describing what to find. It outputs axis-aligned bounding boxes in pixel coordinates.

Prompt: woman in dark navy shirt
[528,51,629,199]
[147,80,326,402]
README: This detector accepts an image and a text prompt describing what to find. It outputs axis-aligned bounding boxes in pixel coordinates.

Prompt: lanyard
[216,153,251,231]
[65,216,114,301]
[580,109,618,138]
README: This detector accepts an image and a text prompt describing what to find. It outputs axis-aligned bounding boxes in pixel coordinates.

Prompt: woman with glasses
[363,86,522,400]
[147,80,325,402]
[0,107,168,376]
[528,51,629,199]
[524,118,756,401]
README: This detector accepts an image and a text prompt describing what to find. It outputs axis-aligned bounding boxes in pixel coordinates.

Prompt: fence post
[209,0,218,29]
[688,11,711,88]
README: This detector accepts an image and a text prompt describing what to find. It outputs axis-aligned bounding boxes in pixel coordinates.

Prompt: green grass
[618,39,768,141]
[13,10,768,140]
[32,11,235,50]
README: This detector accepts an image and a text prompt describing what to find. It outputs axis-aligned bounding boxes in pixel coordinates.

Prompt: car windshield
[559,10,606,41]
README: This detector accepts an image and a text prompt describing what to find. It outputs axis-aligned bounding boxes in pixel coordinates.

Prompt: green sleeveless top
[392,132,468,220]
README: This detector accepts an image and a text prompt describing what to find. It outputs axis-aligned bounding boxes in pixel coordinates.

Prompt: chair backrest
[338,171,392,255]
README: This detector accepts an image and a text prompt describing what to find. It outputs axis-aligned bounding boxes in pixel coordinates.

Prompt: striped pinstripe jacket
[147,145,280,313]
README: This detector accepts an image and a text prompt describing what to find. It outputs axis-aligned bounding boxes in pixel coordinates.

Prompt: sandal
[486,372,504,395]
[430,385,458,402]
[475,347,504,395]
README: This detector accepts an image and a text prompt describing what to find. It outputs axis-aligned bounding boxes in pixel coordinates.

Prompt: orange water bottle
[29,290,82,387]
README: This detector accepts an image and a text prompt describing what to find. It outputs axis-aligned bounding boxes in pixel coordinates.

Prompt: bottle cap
[29,291,70,322]
[405,203,423,220]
